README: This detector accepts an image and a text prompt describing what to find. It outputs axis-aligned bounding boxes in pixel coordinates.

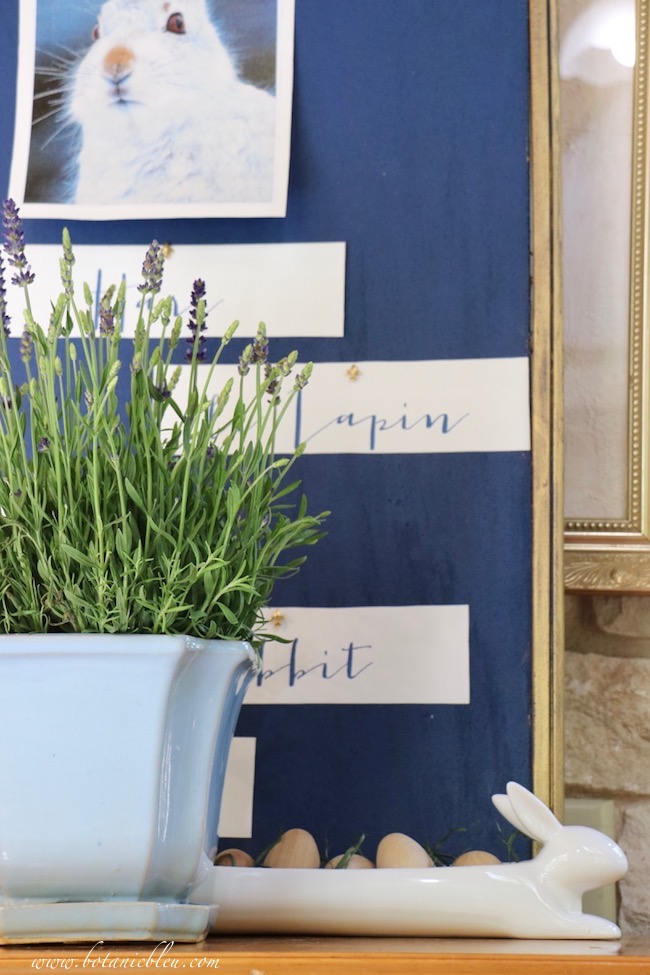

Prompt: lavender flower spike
[59,228,75,299]
[294,361,313,392]
[238,343,253,376]
[20,328,33,363]
[185,278,207,363]
[99,286,116,336]
[265,361,281,400]
[251,322,269,364]
[0,253,11,338]
[137,240,164,296]
[2,199,34,288]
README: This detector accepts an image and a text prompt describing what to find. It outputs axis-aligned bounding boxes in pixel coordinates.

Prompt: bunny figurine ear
[492,791,533,838]
[499,782,562,844]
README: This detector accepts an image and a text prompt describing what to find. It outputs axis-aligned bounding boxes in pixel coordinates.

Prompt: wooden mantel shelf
[1,936,649,973]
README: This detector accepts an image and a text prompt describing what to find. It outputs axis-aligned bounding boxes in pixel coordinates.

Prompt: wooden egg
[214,848,255,867]
[375,832,434,868]
[452,850,501,866]
[325,853,375,869]
[262,828,321,869]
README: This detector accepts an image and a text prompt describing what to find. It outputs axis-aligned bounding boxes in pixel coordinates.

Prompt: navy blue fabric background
[0,1,533,861]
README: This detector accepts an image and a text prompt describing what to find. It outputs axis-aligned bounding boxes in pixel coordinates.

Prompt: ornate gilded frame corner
[564,0,650,594]
[530,0,565,816]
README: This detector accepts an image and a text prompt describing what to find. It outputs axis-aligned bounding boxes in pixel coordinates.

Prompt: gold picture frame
[562,0,650,592]
[530,0,565,812]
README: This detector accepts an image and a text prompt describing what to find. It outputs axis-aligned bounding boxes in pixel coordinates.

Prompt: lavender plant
[0,201,327,651]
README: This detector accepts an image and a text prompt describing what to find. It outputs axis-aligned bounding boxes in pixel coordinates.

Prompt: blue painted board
[0,1,534,861]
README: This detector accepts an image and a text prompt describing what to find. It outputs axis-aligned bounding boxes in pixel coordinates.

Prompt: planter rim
[0,634,255,658]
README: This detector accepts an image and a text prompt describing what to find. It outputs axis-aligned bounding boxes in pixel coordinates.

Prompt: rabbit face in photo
[71,0,238,125]
[33,0,277,206]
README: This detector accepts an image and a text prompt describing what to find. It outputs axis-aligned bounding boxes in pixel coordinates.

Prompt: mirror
[561,0,650,591]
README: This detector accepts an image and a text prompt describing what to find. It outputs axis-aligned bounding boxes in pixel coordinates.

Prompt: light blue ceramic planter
[0,634,256,943]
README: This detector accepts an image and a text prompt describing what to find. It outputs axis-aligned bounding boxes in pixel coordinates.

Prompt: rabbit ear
[503,781,562,843]
[492,791,533,837]
[492,783,563,842]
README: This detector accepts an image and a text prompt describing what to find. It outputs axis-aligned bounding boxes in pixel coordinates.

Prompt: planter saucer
[0,901,212,944]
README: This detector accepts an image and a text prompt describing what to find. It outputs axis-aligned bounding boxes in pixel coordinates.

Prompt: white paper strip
[176,358,530,454]
[218,737,256,839]
[245,606,470,705]
[7,242,346,339]
[293,359,530,454]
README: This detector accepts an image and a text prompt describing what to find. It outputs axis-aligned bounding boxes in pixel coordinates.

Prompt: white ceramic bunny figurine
[69,0,275,205]
[196,781,628,938]
[488,780,628,938]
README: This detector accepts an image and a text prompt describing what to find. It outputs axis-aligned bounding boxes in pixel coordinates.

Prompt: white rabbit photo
[14,0,291,215]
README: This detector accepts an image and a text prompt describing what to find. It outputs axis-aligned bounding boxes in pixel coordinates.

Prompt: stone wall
[565,594,650,933]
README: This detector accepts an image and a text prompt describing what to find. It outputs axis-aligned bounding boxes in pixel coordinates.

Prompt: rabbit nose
[103,45,135,85]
